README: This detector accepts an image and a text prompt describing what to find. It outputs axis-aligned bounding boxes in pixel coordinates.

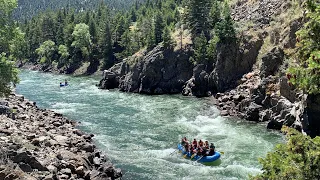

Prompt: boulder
[81,144,95,153]
[54,135,69,146]
[93,157,101,166]
[75,166,85,177]
[260,47,284,78]
[182,64,211,97]
[282,18,303,49]
[118,45,193,94]
[73,129,84,136]
[279,76,296,102]
[60,168,72,176]
[245,102,263,121]
[47,165,58,174]
[0,105,10,115]
[19,162,33,172]
[259,109,273,122]
[98,70,120,89]
[267,118,284,130]
[11,150,48,171]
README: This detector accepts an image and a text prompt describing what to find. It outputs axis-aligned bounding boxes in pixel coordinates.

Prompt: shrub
[250,126,320,180]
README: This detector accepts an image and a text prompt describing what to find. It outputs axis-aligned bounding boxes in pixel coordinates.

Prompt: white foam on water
[51,102,88,108]
[51,108,76,113]
[17,70,285,180]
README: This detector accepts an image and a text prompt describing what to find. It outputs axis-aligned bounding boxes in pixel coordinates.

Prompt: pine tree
[194,32,208,64]
[56,10,65,45]
[130,8,137,22]
[89,18,98,44]
[207,35,219,63]
[154,12,164,44]
[215,3,236,44]
[99,21,113,69]
[210,0,221,29]
[119,30,132,57]
[115,15,126,42]
[185,0,212,39]
[146,31,155,50]
[162,26,173,49]
[41,14,56,42]
[85,11,90,24]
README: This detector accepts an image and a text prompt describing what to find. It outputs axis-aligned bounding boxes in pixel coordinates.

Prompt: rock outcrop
[0,94,122,180]
[98,60,130,90]
[260,47,284,78]
[182,33,263,97]
[210,35,263,92]
[182,64,211,97]
[213,69,320,137]
[99,45,194,95]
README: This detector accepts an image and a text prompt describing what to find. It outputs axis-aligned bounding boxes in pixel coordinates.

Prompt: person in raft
[181,137,188,146]
[181,138,215,157]
[65,79,68,86]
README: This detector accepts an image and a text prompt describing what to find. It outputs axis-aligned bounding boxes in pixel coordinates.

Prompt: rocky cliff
[0,94,122,179]
[99,45,194,94]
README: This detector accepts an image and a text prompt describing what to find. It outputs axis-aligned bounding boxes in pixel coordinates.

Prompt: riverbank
[0,93,122,179]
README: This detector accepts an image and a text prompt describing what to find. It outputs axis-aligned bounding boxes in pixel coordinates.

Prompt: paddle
[169,149,178,156]
[220,151,225,155]
[195,155,204,162]
[190,153,196,159]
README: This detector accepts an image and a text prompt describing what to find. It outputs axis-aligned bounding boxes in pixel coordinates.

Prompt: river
[16,70,284,180]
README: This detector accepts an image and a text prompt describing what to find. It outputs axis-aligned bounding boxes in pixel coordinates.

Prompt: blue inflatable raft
[60,84,68,87]
[178,144,221,166]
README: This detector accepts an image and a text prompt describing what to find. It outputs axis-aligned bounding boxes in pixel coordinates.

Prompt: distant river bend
[16,70,284,180]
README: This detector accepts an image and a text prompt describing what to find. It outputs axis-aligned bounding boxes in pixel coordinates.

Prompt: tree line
[13,0,145,20]
[18,0,236,74]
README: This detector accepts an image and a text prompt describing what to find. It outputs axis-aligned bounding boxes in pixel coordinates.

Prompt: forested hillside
[13,0,145,20]
[19,0,234,75]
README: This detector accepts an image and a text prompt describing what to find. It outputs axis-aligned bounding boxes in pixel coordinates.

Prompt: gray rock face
[99,45,194,95]
[280,76,296,102]
[210,37,263,92]
[118,45,194,94]
[182,64,211,97]
[306,94,320,138]
[282,17,303,49]
[260,47,284,78]
[96,58,132,90]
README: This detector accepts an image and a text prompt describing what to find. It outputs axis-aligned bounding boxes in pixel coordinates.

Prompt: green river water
[16,70,284,180]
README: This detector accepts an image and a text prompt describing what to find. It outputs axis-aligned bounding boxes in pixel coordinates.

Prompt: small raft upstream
[178,144,222,166]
